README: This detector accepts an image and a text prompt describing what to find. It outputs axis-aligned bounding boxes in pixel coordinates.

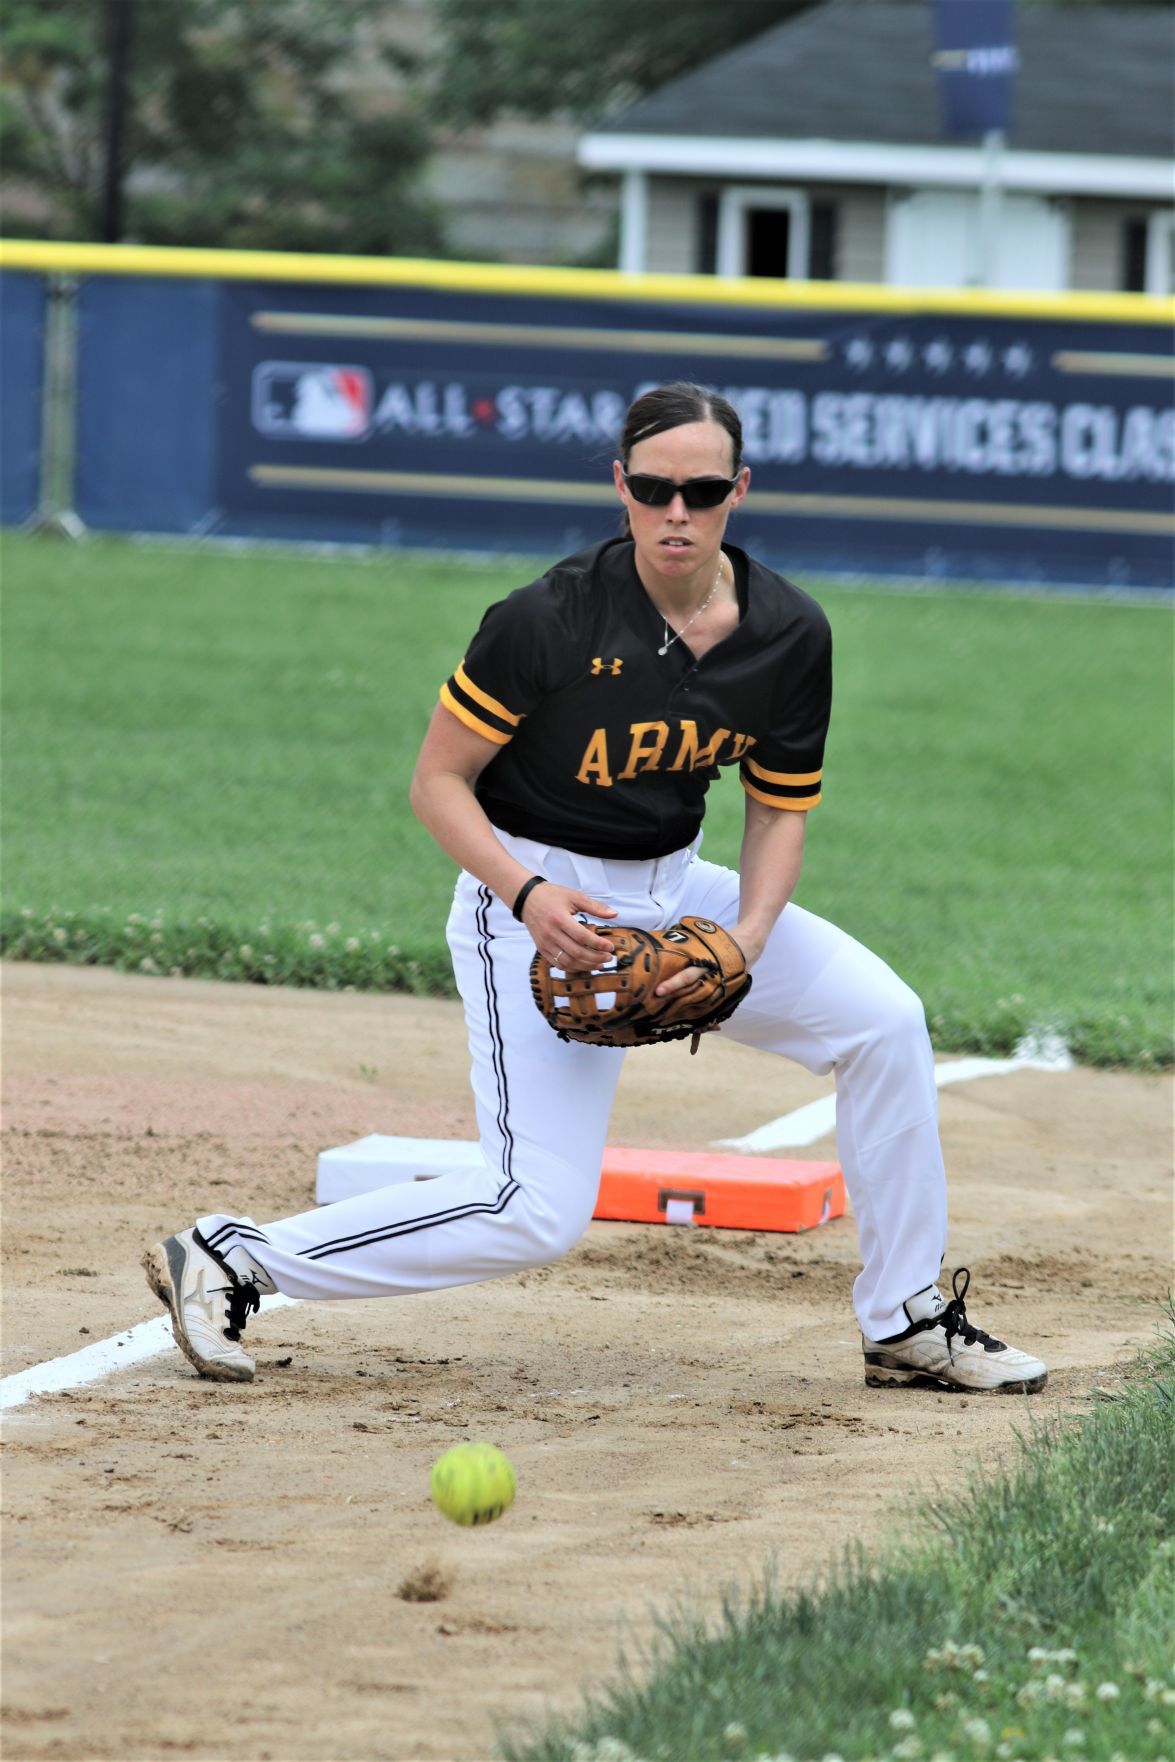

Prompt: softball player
[144,382,1047,1397]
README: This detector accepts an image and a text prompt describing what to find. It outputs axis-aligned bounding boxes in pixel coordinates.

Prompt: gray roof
[594,1,1175,158]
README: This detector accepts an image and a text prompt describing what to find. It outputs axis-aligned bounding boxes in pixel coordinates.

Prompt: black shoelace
[223,1280,261,1342]
[942,1267,1007,1359]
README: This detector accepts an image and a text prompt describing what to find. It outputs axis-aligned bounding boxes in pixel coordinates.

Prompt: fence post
[35,275,86,539]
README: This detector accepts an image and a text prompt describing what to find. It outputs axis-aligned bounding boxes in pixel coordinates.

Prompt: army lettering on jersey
[438,538,832,860]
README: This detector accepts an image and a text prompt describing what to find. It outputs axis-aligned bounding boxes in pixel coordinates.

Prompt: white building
[578,0,1175,294]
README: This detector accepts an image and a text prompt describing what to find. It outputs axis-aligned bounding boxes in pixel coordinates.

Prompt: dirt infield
[2,961,1171,1762]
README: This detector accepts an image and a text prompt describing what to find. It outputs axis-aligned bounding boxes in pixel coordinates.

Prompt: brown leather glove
[529,916,751,1053]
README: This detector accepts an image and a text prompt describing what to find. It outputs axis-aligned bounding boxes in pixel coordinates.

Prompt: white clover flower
[1045,1674,1067,1699]
[890,1710,918,1732]
[1016,1682,1042,1709]
[891,1738,921,1760]
[308,932,325,949]
[149,931,162,944]
[1161,1688,1175,1708]
[1093,1518,1115,1534]
[20,906,32,918]
[239,945,252,959]
[75,929,87,943]
[721,1723,746,1754]
[345,937,360,953]
[151,915,163,929]
[961,1716,992,1749]
[1095,1683,1120,1703]
[139,957,158,974]
[925,1648,943,1672]
[327,921,341,935]
[52,926,68,944]
[1063,1681,1087,1707]
[1056,1649,1078,1669]
[1144,1680,1164,1702]
[1028,1648,1048,1671]
[960,1646,985,1669]
[1061,1731,1085,1750]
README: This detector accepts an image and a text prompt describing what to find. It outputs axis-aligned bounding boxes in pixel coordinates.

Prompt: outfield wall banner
[0,272,45,525]
[45,257,1175,585]
[215,279,1174,585]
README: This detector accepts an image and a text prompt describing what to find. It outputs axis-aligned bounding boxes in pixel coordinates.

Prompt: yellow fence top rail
[2,238,1172,327]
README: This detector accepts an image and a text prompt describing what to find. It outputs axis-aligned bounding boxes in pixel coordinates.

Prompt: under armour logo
[590,657,623,676]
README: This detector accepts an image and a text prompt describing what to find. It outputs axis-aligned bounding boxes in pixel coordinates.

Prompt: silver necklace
[657,555,725,657]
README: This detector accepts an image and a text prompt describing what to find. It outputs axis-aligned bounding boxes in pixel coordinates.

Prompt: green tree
[0,0,444,254]
[430,0,1172,128]
[429,0,816,126]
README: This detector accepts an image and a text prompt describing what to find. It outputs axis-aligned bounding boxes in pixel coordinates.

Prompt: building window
[1122,217,1148,292]
[696,192,719,275]
[809,200,838,280]
[1122,213,1174,295]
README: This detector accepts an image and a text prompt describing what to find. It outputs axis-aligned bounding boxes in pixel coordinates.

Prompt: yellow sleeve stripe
[439,682,512,746]
[744,758,823,786]
[742,778,821,811]
[454,661,522,727]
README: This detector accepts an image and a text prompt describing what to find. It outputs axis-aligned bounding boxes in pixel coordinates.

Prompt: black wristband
[511,874,548,922]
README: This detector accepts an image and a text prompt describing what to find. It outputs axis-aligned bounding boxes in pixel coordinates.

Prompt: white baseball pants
[202,832,947,1341]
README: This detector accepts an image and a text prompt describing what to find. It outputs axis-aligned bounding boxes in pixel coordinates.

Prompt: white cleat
[142,1227,260,1382]
[863,1268,1048,1394]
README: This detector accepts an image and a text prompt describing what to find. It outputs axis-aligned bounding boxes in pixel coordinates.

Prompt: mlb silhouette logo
[252,362,373,441]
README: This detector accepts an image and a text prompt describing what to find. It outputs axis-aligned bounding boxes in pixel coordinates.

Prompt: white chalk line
[2,1031,1072,1413]
[0,1295,298,1414]
[715,1031,1073,1153]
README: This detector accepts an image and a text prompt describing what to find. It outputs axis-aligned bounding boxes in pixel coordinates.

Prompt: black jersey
[439,537,832,860]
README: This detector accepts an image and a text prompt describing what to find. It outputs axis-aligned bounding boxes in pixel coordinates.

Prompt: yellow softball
[430,1441,517,1527]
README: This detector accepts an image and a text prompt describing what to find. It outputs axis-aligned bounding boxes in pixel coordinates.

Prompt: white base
[316,1134,484,1203]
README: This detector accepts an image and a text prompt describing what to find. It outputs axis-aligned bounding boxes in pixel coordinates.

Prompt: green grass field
[1,531,1171,1067]
[500,1319,1175,1762]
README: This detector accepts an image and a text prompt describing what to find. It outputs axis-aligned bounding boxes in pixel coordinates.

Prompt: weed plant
[499,1319,1175,1762]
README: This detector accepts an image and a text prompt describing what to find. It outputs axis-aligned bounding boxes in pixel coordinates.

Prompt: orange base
[595,1148,844,1232]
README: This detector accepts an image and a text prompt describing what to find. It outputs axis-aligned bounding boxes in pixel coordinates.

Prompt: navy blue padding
[75,277,220,533]
[0,272,46,524]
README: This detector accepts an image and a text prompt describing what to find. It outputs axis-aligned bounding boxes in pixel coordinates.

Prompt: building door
[716,186,810,280]
[746,207,792,278]
[885,188,1069,290]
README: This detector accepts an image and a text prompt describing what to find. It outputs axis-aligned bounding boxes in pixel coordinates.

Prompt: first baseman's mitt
[529,917,751,1053]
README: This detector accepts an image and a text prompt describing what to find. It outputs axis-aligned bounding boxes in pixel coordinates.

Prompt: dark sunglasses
[622,471,739,509]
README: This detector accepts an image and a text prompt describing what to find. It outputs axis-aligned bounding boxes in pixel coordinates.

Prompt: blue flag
[933,0,1018,136]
